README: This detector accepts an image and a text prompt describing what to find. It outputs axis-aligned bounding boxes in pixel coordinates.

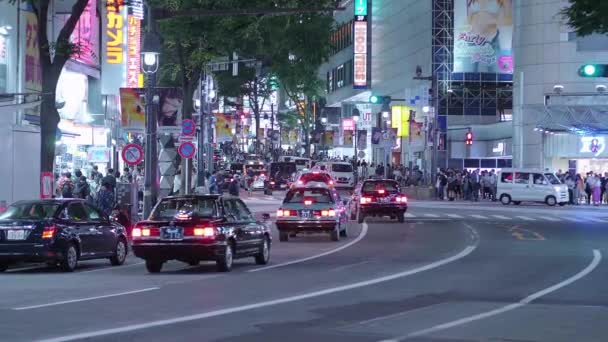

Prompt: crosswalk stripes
[492,215,511,220]
[516,216,536,221]
[470,214,488,219]
[423,213,440,218]
[446,214,464,219]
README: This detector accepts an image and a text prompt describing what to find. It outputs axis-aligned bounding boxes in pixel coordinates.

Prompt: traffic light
[369,95,391,104]
[578,64,608,77]
[465,131,473,145]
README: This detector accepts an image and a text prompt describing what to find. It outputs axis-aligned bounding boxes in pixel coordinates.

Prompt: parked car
[132,194,271,273]
[0,199,128,272]
[275,185,349,242]
[354,179,408,223]
[497,168,568,206]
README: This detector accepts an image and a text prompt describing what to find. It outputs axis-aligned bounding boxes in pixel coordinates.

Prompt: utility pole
[413,74,438,184]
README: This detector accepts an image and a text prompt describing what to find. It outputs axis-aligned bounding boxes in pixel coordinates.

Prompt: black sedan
[354,179,408,223]
[0,199,128,272]
[132,194,271,273]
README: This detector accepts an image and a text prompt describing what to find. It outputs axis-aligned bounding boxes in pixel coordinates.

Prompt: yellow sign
[391,105,410,137]
[106,0,125,64]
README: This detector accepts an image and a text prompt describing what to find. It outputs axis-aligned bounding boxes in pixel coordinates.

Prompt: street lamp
[141,5,162,219]
[321,117,327,124]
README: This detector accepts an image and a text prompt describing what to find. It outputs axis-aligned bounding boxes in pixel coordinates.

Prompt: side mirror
[262,213,270,221]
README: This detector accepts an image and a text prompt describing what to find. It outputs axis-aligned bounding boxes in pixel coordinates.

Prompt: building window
[330,20,354,55]
[327,59,354,93]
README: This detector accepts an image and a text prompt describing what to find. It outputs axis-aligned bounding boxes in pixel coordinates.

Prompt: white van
[497,168,568,206]
[315,162,355,189]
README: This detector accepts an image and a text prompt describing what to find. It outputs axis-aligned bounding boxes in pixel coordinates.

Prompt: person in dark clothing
[228,178,240,196]
[95,184,115,216]
[102,168,117,191]
[61,172,74,198]
[74,176,90,199]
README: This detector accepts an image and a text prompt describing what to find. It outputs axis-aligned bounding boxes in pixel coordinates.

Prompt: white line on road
[38,238,478,342]
[446,214,464,219]
[470,215,488,220]
[404,213,416,218]
[586,217,607,223]
[515,216,536,221]
[492,215,511,220]
[563,217,584,222]
[423,214,439,218]
[382,249,602,341]
[13,287,160,311]
[5,265,50,273]
[77,261,145,274]
[540,216,560,222]
[248,222,369,272]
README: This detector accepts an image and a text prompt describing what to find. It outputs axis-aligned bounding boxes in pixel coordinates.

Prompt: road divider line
[515,216,535,221]
[470,215,487,220]
[540,216,560,222]
[492,215,511,220]
[77,261,145,274]
[446,214,463,219]
[423,214,439,218]
[384,249,602,341]
[13,287,160,311]
[38,235,478,342]
[248,223,369,272]
[404,213,416,218]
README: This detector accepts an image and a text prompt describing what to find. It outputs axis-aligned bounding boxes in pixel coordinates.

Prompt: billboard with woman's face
[454,0,513,74]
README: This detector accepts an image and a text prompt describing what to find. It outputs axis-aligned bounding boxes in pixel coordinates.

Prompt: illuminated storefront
[543,134,608,174]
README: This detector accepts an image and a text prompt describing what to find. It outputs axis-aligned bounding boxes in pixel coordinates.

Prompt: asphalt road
[2,191,608,342]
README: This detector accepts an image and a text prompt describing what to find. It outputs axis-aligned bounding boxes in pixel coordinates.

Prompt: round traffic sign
[358,150,366,158]
[181,119,196,136]
[122,144,144,166]
[178,142,196,159]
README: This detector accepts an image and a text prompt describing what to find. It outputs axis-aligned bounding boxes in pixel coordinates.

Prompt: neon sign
[580,137,605,156]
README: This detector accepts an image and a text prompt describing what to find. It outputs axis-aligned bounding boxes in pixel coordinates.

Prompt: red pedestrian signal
[465,131,473,145]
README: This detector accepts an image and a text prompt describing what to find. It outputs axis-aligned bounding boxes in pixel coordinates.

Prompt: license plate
[378,197,390,204]
[300,210,311,219]
[161,227,183,240]
[6,230,26,240]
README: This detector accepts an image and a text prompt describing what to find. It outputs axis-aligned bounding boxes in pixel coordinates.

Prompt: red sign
[178,142,196,159]
[40,172,53,199]
[70,0,96,66]
[126,15,141,88]
[342,118,354,131]
[122,143,144,165]
[353,20,368,88]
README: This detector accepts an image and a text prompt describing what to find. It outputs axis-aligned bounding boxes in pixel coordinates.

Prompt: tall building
[319,0,513,173]
[513,0,608,175]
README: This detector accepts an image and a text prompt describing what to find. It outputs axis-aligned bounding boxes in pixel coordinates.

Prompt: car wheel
[254,237,270,265]
[500,194,511,205]
[60,243,78,272]
[398,211,405,223]
[110,238,127,266]
[0,262,8,272]
[145,259,163,273]
[513,201,521,205]
[330,227,340,242]
[216,243,234,272]
[357,211,365,224]
[279,231,289,242]
[546,196,557,206]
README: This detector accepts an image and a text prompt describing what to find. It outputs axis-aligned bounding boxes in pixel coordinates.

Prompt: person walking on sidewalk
[489,170,497,201]
[593,173,602,206]
[575,173,584,205]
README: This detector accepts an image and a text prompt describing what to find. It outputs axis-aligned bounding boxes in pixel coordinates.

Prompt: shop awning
[531,104,608,134]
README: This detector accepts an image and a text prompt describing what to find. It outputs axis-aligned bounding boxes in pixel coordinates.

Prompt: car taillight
[360,197,372,204]
[329,180,334,185]
[132,228,142,237]
[277,209,294,217]
[396,196,408,203]
[378,189,385,194]
[318,209,336,217]
[304,200,313,205]
[194,227,215,237]
[270,181,275,185]
[297,180,303,185]
[42,225,56,239]
[142,228,151,237]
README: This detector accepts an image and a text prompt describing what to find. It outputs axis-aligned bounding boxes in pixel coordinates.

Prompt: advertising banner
[281,130,289,144]
[158,88,183,127]
[126,15,141,88]
[289,131,298,144]
[215,113,234,143]
[357,130,367,149]
[391,105,411,137]
[453,0,513,74]
[343,130,353,147]
[70,0,97,66]
[102,0,127,94]
[371,127,381,145]
[24,12,42,92]
[119,87,145,132]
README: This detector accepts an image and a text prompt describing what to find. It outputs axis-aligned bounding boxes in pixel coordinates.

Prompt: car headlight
[554,186,562,191]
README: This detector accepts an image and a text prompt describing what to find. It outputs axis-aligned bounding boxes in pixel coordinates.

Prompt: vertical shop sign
[102,0,127,94]
[353,0,368,89]
[70,0,96,66]
[24,12,42,92]
[126,15,141,88]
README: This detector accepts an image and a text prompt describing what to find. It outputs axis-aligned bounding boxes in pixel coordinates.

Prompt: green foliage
[561,0,608,36]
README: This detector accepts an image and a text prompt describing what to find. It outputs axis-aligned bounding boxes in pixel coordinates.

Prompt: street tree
[8,0,90,176]
[561,0,608,36]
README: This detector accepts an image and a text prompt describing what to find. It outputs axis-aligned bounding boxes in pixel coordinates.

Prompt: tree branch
[36,0,52,69]
[53,0,89,69]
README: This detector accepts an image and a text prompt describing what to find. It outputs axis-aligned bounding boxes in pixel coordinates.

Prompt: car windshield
[0,202,60,220]
[230,164,243,172]
[295,159,309,166]
[300,173,332,183]
[362,181,399,193]
[544,173,562,185]
[284,188,333,204]
[332,164,353,172]
[150,198,217,219]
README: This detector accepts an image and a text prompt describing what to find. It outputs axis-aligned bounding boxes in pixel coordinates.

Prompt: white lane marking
[540,216,560,222]
[38,242,478,342]
[446,214,463,219]
[470,215,488,220]
[404,213,416,218]
[515,216,536,221]
[5,265,50,273]
[563,217,583,222]
[492,215,511,220]
[423,214,439,218]
[13,287,160,311]
[586,217,606,223]
[77,261,145,274]
[386,249,602,341]
[248,222,369,272]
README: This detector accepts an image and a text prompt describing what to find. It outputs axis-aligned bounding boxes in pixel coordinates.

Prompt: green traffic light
[583,64,597,76]
[369,95,379,104]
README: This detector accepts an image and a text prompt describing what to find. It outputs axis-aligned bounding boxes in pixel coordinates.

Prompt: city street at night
[0,192,608,342]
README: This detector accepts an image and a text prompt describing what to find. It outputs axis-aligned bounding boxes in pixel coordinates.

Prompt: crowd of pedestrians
[433,169,498,201]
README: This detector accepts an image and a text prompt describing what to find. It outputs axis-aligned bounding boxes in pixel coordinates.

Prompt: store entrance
[570,159,608,175]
